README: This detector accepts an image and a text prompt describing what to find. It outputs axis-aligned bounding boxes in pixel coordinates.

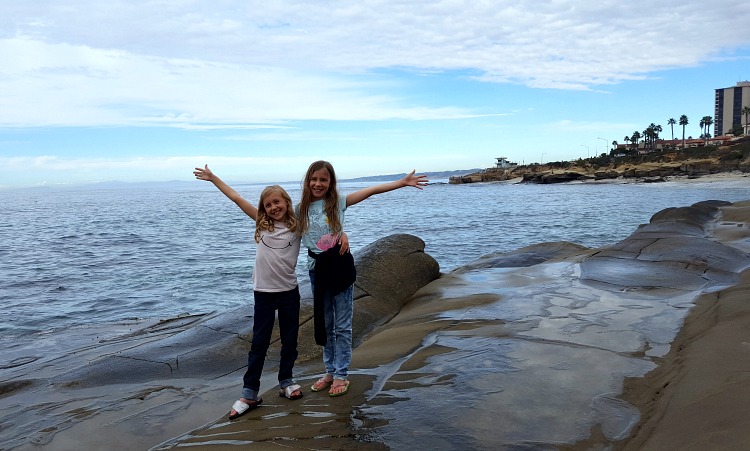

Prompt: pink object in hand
[316,234,338,251]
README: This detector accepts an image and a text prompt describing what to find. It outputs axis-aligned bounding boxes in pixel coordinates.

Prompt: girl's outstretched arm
[345,170,428,207]
[193,164,258,220]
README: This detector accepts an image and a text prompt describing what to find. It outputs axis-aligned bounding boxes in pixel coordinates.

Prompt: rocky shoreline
[451,137,750,184]
[154,199,750,450]
[451,160,750,184]
[2,195,750,449]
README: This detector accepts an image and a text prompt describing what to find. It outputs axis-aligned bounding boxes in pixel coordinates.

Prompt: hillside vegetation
[451,137,750,184]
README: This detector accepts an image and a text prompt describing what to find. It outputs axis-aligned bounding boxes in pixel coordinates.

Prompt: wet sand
[619,261,750,447]
[620,199,750,449]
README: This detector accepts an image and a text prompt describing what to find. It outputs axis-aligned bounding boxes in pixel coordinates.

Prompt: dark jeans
[241,286,300,400]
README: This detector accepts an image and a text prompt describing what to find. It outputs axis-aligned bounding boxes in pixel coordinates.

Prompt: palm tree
[667,118,676,141]
[644,123,662,150]
[679,115,689,148]
[742,106,750,135]
[631,131,641,151]
[624,136,630,149]
[644,125,655,151]
[701,115,713,143]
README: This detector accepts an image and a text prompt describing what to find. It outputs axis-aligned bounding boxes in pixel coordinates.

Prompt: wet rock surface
[3,203,750,450]
[153,200,750,450]
[0,234,438,450]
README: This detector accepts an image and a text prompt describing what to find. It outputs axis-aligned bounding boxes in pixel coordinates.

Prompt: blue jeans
[309,270,354,380]
[241,287,300,401]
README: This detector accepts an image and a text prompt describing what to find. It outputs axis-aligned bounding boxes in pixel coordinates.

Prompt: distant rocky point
[342,168,481,183]
[451,137,750,184]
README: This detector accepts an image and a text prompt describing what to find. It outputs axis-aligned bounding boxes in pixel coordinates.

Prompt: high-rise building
[714,81,750,136]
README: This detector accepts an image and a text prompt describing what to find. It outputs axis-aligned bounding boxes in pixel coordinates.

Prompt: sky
[2,1,750,188]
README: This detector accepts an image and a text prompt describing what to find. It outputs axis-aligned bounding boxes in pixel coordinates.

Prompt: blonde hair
[298,160,341,235]
[254,185,298,243]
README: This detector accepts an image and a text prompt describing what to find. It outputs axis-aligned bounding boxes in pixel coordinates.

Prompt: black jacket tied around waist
[308,244,357,345]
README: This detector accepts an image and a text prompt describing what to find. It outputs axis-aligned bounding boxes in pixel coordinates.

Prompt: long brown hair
[255,185,298,243]
[297,160,342,235]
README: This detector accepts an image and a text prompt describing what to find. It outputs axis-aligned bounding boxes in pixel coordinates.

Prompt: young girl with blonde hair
[298,160,428,396]
[194,164,304,420]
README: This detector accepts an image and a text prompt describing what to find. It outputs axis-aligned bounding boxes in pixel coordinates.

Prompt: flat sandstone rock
[3,203,750,450]
[154,200,750,450]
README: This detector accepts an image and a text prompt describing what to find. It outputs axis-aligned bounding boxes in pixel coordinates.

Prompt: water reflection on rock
[346,200,750,449]
[151,200,750,449]
[357,263,659,448]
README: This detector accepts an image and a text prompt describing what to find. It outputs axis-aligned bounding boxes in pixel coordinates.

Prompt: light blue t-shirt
[300,196,347,269]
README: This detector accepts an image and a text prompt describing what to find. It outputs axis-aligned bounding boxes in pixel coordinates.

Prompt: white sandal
[228,398,262,420]
[278,384,303,400]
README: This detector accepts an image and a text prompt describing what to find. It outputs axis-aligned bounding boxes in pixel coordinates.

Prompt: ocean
[2,177,750,344]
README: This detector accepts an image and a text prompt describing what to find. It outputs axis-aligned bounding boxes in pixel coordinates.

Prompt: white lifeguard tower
[495,157,513,169]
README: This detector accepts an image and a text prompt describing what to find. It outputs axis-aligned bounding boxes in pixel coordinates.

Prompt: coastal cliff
[451,136,750,184]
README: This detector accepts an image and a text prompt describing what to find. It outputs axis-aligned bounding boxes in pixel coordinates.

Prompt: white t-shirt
[252,222,301,292]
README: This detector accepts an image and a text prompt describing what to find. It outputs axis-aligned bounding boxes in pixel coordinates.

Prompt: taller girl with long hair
[298,160,428,396]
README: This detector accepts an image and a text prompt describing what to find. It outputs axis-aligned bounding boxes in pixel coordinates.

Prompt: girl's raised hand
[402,170,429,189]
[193,164,214,181]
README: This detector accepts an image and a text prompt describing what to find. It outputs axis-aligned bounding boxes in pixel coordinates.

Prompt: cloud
[1,37,479,128]
[1,1,749,130]
[0,154,307,187]
[0,151,472,189]
[8,1,750,72]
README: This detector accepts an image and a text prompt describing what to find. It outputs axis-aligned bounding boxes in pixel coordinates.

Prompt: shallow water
[352,255,722,448]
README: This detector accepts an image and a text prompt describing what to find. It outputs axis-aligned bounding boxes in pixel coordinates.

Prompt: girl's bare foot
[328,379,350,397]
[310,375,333,392]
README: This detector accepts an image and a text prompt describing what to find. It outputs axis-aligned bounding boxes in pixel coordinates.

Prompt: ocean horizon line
[1,169,481,191]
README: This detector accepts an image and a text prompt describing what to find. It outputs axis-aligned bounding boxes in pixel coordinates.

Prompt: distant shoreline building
[495,157,516,169]
[714,81,750,136]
